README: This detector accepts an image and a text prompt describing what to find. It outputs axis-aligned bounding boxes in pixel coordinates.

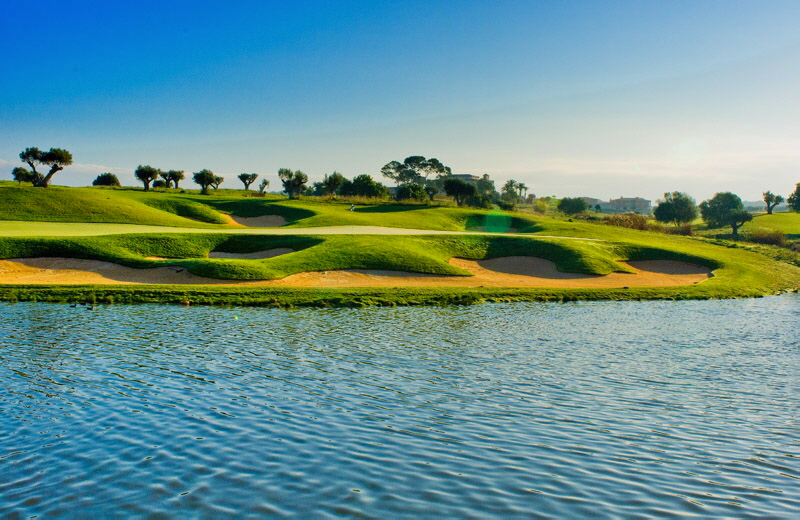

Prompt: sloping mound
[227,215,287,227]
[208,248,294,259]
[0,256,711,288]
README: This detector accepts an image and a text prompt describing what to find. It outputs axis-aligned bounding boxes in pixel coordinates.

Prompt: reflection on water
[1,296,798,518]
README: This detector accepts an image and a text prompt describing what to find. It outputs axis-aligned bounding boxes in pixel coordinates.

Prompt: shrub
[92,172,121,187]
[606,212,649,230]
[744,228,787,247]
[152,179,167,189]
[395,183,428,202]
[465,193,493,209]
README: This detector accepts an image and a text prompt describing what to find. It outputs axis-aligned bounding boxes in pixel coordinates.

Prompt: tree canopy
[653,192,698,225]
[443,178,477,207]
[763,191,785,215]
[340,174,388,198]
[699,192,753,235]
[381,156,451,185]
[788,183,800,212]
[323,172,344,197]
[134,165,161,191]
[278,168,308,199]
[92,172,121,186]
[12,167,34,185]
[193,169,217,194]
[19,147,73,187]
[396,182,428,202]
[238,173,258,190]
[161,170,185,189]
[557,197,589,215]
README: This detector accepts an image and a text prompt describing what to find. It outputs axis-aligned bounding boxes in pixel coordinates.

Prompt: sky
[2,0,799,202]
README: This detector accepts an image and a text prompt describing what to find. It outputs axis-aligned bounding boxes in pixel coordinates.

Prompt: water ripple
[0,296,798,518]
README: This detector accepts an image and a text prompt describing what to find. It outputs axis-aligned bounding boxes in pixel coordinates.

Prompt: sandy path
[0,257,711,288]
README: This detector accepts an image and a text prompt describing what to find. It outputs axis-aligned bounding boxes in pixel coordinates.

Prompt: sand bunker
[208,248,294,259]
[0,256,711,288]
[227,215,287,227]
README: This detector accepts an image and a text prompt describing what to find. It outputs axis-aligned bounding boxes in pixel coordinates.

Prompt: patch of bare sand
[228,215,287,227]
[0,258,228,285]
[0,256,712,288]
[208,248,294,259]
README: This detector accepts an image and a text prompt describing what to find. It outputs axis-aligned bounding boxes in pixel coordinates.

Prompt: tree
[163,170,185,189]
[501,180,520,201]
[340,174,388,198]
[323,172,344,198]
[211,175,224,190]
[763,191,785,214]
[134,165,161,191]
[476,174,496,197]
[92,172,121,186]
[788,183,800,212]
[238,173,258,191]
[443,178,477,207]
[396,182,428,202]
[653,191,698,226]
[699,192,753,235]
[12,167,34,185]
[557,197,589,215]
[381,156,452,185]
[19,147,73,187]
[193,169,216,195]
[258,178,270,194]
[278,168,308,199]
[517,182,528,200]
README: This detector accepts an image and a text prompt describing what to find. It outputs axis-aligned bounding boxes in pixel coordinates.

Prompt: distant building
[448,174,482,183]
[581,196,651,213]
[609,197,651,213]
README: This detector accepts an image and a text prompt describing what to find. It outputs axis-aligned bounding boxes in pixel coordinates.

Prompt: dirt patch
[208,248,294,259]
[227,215,287,227]
[0,256,712,288]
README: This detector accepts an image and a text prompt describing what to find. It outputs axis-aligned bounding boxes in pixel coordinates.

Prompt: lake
[1,296,798,518]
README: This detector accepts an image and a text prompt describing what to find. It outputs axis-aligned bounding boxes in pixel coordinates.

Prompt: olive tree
[653,192,698,225]
[278,168,308,199]
[19,147,73,187]
[323,172,344,198]
[160,170,185,189]
[238,173,258,190]
[193,169,216,194]
[12,167,34,185]
[699,192,753,235]
[763,191,785,214]
[134,165,161,191]
[788,183,800,212]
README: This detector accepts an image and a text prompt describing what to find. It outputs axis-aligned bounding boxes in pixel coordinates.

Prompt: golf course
[1,184,798,306]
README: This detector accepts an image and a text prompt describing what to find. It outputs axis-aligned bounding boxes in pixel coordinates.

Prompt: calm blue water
[1,296,798,518]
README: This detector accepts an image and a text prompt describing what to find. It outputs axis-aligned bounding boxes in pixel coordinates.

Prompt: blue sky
[2,0,799,201]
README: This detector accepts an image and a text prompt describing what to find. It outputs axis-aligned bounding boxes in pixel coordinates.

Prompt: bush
[395,183,428,202]
[92,172,121,187]
[465,193,493,209]
[152,180,167,189]
[606,212,649,230]
[744,228,787,247]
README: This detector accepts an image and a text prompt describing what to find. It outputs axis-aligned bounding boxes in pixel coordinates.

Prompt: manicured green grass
[1,185,799,305]
[743,212,800,236]
[0,185,228,227]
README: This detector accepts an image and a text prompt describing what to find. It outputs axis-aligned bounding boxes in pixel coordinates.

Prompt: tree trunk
[39,165,63,187]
